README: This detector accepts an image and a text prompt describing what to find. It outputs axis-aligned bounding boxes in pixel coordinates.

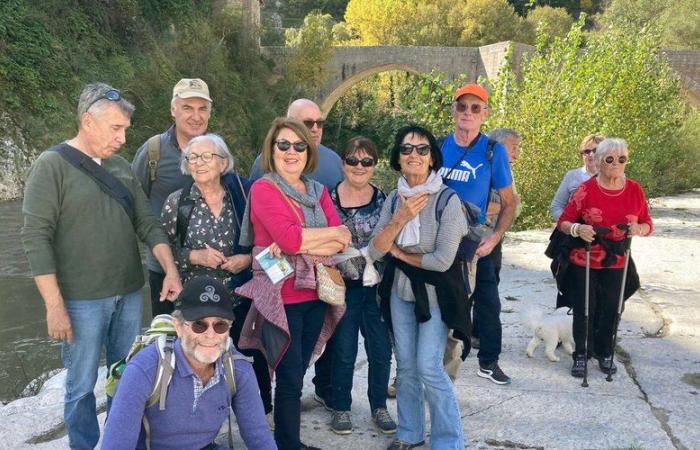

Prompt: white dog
[522,307,575,362]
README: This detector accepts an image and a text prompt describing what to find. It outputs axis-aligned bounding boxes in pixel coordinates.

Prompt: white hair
[595,138,628,166]
[180,133,235,175]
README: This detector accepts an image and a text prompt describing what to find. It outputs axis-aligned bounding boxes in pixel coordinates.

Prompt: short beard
[181,337,227,365]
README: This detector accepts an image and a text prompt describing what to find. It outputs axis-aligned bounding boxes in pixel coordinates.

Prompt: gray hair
[76,83,135,124]
[489,128,522,145]
[170,96,213,110]
[595,138,628,166]
[180,133,235,175]
[171,309,185,323]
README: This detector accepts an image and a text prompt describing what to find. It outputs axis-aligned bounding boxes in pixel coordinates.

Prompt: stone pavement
[1,191,698,449]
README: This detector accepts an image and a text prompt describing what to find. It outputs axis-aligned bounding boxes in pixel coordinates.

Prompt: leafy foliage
[284,12,335,95]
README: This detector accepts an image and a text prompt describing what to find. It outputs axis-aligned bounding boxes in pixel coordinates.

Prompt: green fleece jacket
[21,144,168,300]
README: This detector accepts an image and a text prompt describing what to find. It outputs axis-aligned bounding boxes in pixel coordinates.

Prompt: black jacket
[378,256,472,359]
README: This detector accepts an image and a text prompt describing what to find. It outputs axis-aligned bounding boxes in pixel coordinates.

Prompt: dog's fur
[522,307,575,362]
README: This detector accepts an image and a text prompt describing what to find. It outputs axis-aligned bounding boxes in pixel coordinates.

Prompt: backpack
[106,314,250,450]
[145,135,161,197]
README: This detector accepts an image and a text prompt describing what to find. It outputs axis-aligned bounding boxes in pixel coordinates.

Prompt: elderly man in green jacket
[21,82,182,450]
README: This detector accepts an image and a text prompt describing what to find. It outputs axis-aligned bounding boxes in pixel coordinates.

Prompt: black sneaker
[313,392,332,411]
[571,354,587,378]
[597,355,617,374]
[372,407,397,434]
[330,410,353,435]
[477,362,511,385]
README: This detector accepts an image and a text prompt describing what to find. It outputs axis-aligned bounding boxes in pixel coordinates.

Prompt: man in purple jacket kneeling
[103,277,277,450]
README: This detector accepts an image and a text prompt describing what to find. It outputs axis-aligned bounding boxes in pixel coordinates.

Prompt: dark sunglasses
[580,147,597,155]
[185,152,224,163]
[455,101,485,114]
[344,156,375,167]
[275,139,308,152]
[303,119,325,129]
[399,143,431,156]
[604,155,628,165]
[86,89,122,111]
[185,320,231,334]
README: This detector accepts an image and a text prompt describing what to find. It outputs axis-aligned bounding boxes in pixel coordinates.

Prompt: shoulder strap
[176,181,196,247]
[435,188,457,222]
[441,133,482,181]
[221,338,253,450]
[485,138,496,162]
[268,180,305,225]
[53,145,135,222]
[145,135,161,196]
[147,335,176,410]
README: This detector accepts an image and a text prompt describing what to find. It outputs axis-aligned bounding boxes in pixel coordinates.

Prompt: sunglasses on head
[455,101,486,114]
[86,89,122,111]
[303,119,325,130]
[604,155,628,165]
[399,143,431,156]
[581,147,597,155]
[344,156,375,167]
[185,320,231,334]
[275,139,308,152]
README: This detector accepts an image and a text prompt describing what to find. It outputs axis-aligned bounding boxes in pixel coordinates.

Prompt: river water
[0,200,151,404]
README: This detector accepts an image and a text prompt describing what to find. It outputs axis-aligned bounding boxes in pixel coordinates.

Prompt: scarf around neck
[396,171,443,246]
[269,172,328,228]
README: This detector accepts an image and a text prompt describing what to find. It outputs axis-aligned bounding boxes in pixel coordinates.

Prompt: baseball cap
[453,84,489,103]
[174,277,235,322]
[172,78,212,102]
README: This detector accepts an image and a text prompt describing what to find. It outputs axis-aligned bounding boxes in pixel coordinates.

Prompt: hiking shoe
[571,354,587,378]
[372,408,397,434]
[330,410,353,435]
[387,440,425,450]
[477,362,511,385]
[387,377,397,399]
[597,355,617,374]
[314,392,332,411]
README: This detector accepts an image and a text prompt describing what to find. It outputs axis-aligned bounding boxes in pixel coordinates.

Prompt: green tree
[520,6,574,44]
[458,0,523,46]
[285,12,335,94]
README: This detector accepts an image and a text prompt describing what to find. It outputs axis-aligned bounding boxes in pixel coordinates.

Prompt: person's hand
[268,242,283,258]
[46,303,73,342]
[393,193,429,224]
[476,233,501,257]
[160,272,183,301]
[190,244,227,269]
[221,254,252,274]
[628,222,646,236]
[578,224,596,243]
[336,225,352,248]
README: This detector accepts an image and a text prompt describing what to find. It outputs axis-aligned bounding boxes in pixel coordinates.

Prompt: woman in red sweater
[237,117,351,450]
[558,138,653,378]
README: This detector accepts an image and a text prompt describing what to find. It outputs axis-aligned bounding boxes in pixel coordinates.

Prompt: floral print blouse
[161,184,238,285]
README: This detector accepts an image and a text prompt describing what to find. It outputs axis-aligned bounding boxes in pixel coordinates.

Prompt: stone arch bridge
[262,42,700,114]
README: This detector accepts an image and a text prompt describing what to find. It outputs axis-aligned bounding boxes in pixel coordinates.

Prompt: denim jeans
[62,289,143,450]
[274,300,326,450]
[472,252,502,366]
[311,331,334,403]
[331,285,392,412]
[391,292,464,449]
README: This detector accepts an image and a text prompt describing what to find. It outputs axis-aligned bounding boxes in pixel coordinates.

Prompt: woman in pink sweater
[236,117,351,450]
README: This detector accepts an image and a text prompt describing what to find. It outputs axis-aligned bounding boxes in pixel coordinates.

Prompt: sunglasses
[580,147,597,155]
[86,88,122,111]
[604,155,628,165]
[185,320,231,334]
[185,152,224,163]
[303,119,325,129]
[399,143,431,156]
[275,139,308,152]
[344,156,375,167]
[455,102,486,114]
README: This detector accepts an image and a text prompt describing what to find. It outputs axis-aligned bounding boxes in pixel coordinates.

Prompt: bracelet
[570,223,580,237]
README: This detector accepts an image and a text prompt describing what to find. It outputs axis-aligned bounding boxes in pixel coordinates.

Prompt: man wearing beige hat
[132,78,213,317]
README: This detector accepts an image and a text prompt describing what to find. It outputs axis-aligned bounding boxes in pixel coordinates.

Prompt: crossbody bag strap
[268,180,305,226]
[441,133,482,181]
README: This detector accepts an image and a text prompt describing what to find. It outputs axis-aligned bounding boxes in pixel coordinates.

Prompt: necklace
[596,178,626,197]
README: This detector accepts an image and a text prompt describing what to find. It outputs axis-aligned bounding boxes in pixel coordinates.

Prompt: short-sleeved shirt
[438,133,513,223]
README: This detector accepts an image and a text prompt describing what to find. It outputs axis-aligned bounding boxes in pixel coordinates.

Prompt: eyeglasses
[185,152,224,163]
[399,143,431,156]
[303,119,325,129]
[344,156,375,167]
[455,101,486,114]
[86,89,122,111]
[185,320,231,334]
[275,139,308,152]
[604,155,628,165]
[580,148,597,155]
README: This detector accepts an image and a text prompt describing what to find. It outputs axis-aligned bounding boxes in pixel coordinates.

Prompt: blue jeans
[274,300,326,450]
[391,292,464,449]
[62,289,143,450]
[331,285,392,412]
[472,253,502,366]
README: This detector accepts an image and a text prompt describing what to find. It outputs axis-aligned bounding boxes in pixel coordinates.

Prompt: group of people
[20,76,652,450]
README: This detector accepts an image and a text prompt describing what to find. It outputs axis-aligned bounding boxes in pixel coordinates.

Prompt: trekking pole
[606,224,632,382]
[582,239,591,388]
